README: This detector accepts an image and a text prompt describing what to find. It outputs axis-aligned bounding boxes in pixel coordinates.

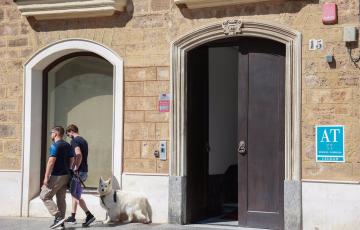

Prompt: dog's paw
[102,220,113,225]
[143,219,151,224]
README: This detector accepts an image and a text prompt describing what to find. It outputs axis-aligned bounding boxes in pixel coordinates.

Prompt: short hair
[52,126,65,137]
[66,124,79,133]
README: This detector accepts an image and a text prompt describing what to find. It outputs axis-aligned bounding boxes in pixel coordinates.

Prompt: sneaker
[82,213,95,227]
[49,216,65,229]
[65,215,76,224]
[54,223,65,230]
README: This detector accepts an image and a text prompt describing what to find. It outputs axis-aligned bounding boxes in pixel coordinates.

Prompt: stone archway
[21,39,124,216]
[169,20,302,229]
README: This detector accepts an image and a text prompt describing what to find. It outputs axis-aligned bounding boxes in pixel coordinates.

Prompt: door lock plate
[238,140,246,155]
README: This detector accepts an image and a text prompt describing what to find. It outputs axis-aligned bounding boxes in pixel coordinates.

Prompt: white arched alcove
[21,39,123,216]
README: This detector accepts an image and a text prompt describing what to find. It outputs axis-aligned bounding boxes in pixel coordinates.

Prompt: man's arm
[74,146,83,171]
[43,157,56,187]
[69,156,75,170]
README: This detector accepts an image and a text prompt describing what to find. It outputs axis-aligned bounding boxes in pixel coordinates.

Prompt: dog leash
[77,175,86,189]
[69,169,87,189]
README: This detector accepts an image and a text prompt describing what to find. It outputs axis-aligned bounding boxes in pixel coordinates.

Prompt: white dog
[98,177,152,224]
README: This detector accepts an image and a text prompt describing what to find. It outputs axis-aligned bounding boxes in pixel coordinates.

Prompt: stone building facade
[0,0,359,229]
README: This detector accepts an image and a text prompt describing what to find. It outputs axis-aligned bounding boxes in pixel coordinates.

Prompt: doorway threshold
[187,223,266,230]
[190,216,269,230]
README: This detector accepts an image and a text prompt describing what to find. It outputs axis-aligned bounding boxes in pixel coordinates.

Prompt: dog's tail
[146,198,152,223]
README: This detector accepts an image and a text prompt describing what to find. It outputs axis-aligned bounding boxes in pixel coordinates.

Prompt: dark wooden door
[186,46,209,223]
[238,39,285,230]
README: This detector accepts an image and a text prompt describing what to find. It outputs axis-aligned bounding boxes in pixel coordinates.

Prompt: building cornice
[15,0,127,20]
[175,0,271,9]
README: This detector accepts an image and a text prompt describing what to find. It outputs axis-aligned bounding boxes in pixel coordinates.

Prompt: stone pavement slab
[0,217,260,230]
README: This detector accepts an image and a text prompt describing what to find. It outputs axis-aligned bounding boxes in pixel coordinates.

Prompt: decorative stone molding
[175,0,270,9]
[14,0,127,20]
[222,19,243,35]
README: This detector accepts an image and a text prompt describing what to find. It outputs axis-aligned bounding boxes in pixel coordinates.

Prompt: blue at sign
[316,125,344,162]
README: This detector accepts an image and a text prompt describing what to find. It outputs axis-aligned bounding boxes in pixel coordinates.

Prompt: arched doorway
[21,39,123,216]
[41,52,114,188]
[169,20,302,230]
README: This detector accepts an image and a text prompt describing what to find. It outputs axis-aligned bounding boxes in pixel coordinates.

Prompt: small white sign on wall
[309,39,324,50]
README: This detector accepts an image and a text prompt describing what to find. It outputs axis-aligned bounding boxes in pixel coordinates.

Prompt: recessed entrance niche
[42,53,113,188]
[170,20,302,230]
[186,37,285,229]
[22,39,123,216]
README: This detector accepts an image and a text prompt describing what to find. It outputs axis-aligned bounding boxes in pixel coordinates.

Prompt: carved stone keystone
[222,19,243,35]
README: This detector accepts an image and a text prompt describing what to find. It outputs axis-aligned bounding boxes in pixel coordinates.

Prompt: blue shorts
[70,172,87,198]
[79,171,88,182]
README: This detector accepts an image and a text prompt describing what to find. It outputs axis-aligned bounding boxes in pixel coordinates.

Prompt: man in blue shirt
[65,124,95,227]
[40,126,74,229]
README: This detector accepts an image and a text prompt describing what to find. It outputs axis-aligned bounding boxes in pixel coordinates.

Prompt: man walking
[65,124,95,227]
[40,126,74,229]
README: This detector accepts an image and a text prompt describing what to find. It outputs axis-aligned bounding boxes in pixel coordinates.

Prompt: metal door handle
[238,141,246,155]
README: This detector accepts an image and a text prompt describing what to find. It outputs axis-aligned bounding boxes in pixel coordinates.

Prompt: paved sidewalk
[0,217,259,230]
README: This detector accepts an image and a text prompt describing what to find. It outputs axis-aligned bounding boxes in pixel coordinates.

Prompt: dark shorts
[70,172,87,199]
[79,171,88,182]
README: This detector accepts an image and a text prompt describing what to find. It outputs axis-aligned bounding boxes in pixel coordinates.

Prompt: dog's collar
[100,191,117,206]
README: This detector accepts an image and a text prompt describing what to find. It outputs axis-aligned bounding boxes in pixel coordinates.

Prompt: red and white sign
[159,93,170,112]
